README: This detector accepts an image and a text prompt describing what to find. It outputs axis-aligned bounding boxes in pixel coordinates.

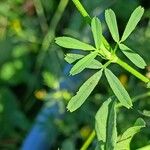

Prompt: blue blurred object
[21,103,61,150]
[21,63,84,150]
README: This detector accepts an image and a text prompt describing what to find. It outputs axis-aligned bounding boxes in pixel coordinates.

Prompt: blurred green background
[0,0,150,149]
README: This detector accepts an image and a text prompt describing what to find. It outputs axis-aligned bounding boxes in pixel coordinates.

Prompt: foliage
[0,0,150,149]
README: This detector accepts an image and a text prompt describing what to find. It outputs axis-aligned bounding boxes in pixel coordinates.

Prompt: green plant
[55,0,150,149]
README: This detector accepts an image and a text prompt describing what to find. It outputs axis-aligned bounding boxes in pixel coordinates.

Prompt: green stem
[24,0,69,108]
[72,0,91,24]
[42,0,69,51]
[33,0,48,33]
[35,0,69,70]
[116,58,149,83]
[80,130,96,150]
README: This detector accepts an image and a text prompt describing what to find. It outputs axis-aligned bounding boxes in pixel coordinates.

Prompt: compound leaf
[70,51,98,75]
[121,6,144,42]
[105,9,119,43]
[95,97,117,150]
[105,68,132,108]
[67,70,103,112]
[55,37,95,51]
[91,17,102,49]
[119,44,146,69]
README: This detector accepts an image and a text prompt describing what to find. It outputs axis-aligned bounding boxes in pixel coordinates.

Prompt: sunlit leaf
[55,37,95,51]
[91,17,102,49]
[95,97,117,150]
[105,9,119,43]
[70,51,98,75]
[116,118,145,150]
[67,70,103,112]
[105,68,132,108]
[119,44,146,69]
[64,53,84,64]
[65,53,102,70]
[137,145,150,150]
[121,6,144,42]
[88,59,103,69]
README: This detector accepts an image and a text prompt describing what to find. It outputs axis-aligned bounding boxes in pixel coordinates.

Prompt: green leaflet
[64,53,102,69]
[88,59,103,69]
[95,97,117,150]
[105,9,119,43]
[121,6,144,42]
[64,53,84,64]
[104,68,132,108]
[139,109,150,117]
[116,118,145,150]
[70,51,98,75]
[147,82,150,88]
[67,70,103,112]
[91,17,102,49]
[119,44,146,69]
[137,145,150,150]
[55,37,95,51]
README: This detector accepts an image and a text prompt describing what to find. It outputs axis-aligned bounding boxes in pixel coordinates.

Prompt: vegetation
[0,0,150,149]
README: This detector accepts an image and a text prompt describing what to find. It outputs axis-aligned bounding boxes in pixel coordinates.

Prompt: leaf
[70,51,98,75]
[65,53,102,70]
[137,145,150,150]
[67,70,103,112]
[104,68,132,108]
[139,110,150,117]
[105,9,119,43]
[88,59,103,69]
[121,6,144,42]
[119,44,146,69]
[91,17,102,49]
[64,53,84,64]
[55,37,95,51]
[95,97,117,150]
[116,118,145,150]
[147,82,150,88]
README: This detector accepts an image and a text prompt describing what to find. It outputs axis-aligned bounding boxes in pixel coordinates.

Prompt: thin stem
[103,60,112,68]
[80,130,96,150]
[24,0,69,109]
[36,0,69,70]
[72,0,91,24]
[33,0,48,33]
[116,58,149,83]
[114,43,118,53]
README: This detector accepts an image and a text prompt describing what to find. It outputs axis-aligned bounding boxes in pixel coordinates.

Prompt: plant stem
[72,0,91,24]
[116,58,149,83]
[24,0,69,109]
[35,0,69,70]
[80,130,96,150]
[33,0,48,33]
